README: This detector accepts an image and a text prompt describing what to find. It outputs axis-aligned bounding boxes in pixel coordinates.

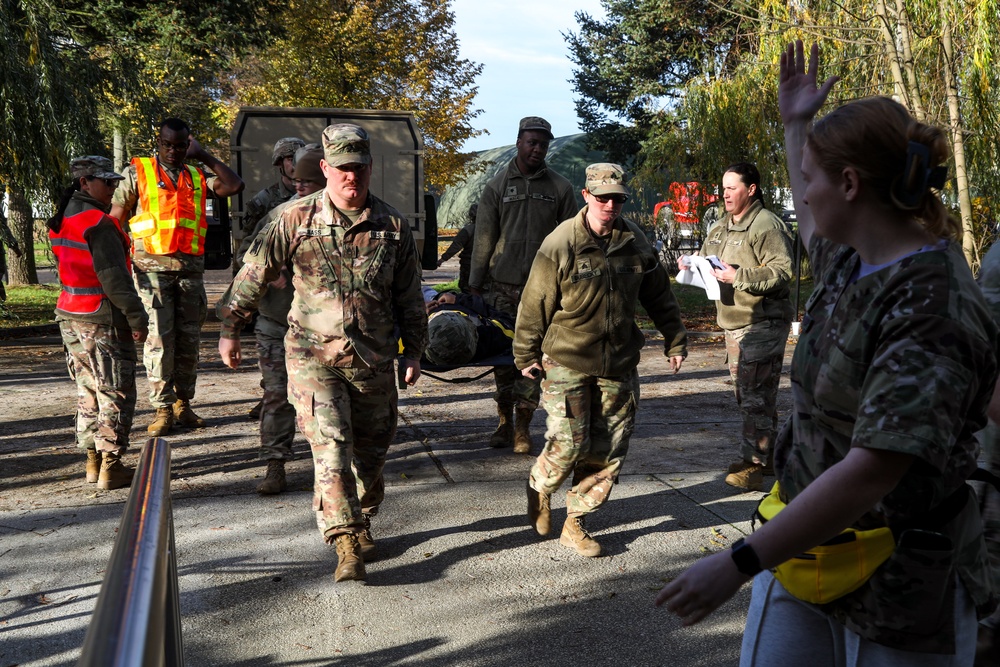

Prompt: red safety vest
[50,209,132,315]
[128,157,208,256]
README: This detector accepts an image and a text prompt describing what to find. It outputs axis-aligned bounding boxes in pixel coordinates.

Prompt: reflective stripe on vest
[50,209,109,315]
[131,157,208,256]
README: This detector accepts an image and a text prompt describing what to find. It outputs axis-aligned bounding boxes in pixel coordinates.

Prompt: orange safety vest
[128,157,208,256]
[50,209,132,315]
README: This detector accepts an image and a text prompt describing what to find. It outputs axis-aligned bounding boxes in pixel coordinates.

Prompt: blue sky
[451,0,607,153]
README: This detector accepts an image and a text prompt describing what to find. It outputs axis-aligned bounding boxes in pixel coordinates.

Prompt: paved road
[0,264,792,667]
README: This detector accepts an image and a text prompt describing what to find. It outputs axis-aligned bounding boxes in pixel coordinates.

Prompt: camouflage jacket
[775,234,997,652]
[0,211,18,251]
[112,160,218,274]
[699,200,795,330]
[219,191,428,369]
[470,159,578,290]
[240,178,296,238]
[55,193,148,332]
[515,208,687,377]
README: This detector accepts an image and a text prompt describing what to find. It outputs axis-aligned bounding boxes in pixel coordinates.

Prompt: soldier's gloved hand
[219,336,242,369]
[133,327,148,344]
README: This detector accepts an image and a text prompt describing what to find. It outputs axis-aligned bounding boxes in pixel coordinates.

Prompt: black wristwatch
[730,537,763,577]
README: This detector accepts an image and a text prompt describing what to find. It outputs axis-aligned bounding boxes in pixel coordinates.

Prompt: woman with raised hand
[656,41,998,666]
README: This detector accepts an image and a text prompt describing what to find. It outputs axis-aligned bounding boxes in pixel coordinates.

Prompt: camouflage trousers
[725,320,789,465]
[285,347,398,541]
[255,320,296,460]
[60,320,137,455]
[487,281,540,410]
[529,356,639,517]
[134,271,207,408]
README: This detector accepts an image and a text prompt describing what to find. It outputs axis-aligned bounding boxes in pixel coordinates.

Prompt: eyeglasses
[87,176,119,187]
[159,138,190,151]
[592,193,627,204]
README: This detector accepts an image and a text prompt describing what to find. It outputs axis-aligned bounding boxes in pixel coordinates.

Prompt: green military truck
[206,106,437,272]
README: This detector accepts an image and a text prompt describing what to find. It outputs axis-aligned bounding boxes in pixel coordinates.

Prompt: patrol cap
[322,123,372,167]
[518,116,553,139]
[292,143,325,184]
[71,156,124,181]
[272,137,306,165]
[425,311,478,366]
[585,163,629,198]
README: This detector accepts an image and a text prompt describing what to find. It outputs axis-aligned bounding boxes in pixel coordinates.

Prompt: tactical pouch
[755,482,896,605]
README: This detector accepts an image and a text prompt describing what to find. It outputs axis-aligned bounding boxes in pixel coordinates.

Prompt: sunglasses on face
[88,176,119,187]
[159,139,190,151]
[593,193,627,204]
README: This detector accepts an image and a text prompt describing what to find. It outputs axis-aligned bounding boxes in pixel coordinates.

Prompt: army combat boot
[173,399,206,428]
[560,516,601,557]
[257,460,286,495]
[725,461,765,491]
[333,534,366,582]
[526,481,551,535]
[85,449,101,483]
[97,451,134,490]
[513,408,533,454]
[248,399,263,421]
[358,513,377,561]
[489,403,514,448]
[147,407,174,436]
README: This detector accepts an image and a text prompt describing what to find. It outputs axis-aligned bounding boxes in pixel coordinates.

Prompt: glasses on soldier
[87,176,119,188]
[159,138,190,151]
[592,193,627,204]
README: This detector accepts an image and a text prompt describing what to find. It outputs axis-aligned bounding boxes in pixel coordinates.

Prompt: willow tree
[230,0,483,190]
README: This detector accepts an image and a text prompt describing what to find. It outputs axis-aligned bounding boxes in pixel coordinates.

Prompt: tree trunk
[893,0,926,122]
[5,187,38,285]
[940,11,976,268]
[114,127,125,173]
[875,0,910,107]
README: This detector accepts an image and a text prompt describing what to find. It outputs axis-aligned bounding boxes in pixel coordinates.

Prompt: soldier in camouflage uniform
[975,241,1000,665]
[0,209,22,303]
[218,124,428,583]
[516,164,687,557]
[223,144,326,495]
[685,162,795,491]
[658,42,997,664]
[234,137,304,273]
[110,118,244,436]
[49,157,149,490]
[470,116,578,454]
[437,204,477,292]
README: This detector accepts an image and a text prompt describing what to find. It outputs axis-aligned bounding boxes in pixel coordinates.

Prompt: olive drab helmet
[271,137,306,166]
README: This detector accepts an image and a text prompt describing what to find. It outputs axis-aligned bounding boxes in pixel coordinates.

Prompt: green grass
[0,284,59,328]
[34,240,54,268]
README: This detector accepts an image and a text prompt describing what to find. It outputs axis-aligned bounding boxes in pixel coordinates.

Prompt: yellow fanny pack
[756,482,896,605]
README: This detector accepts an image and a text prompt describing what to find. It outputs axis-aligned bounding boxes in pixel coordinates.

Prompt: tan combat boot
[725,461,765,491]
[513,408,533,454]
[488,403,514,448]
[358,513,377,561]
[333,533,366,582]
[147,407,174,436]
[85,449,101,483]
[173,399,206,428]
[526,481,551,536]
[97,452,134,490]
[257,460,286,495]
[560,516,601,557]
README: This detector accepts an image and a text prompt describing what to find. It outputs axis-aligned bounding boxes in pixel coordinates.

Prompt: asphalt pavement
[0,263,789,667]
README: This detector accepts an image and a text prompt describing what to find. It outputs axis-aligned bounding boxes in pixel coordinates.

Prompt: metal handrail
[77,437,184,667]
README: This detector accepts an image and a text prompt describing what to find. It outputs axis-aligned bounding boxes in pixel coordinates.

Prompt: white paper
[675,255,721,301]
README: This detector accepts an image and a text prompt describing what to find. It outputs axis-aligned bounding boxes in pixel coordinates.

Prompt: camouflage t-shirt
[112,160,219,274]
[774,234,998,652]
[219,191,428,369]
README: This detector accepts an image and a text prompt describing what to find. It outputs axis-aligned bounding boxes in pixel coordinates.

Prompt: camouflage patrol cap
[518,116,553,139]
[426,311,478,366]
[321,123,372,167]
[585,163,629,198]
[292,143,325,184]
[71,156,124,181]
[272,137,306,165]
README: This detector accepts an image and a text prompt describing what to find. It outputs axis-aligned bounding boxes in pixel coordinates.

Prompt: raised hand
[778,41,839,126]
